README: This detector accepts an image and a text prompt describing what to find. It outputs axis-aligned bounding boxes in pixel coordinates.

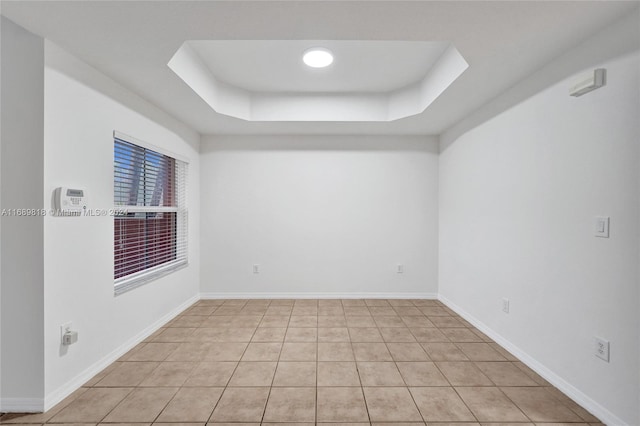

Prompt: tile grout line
[154,301,220,426]
[381,309,426,424]
[424,312,483,425]
[206,299,253,424]
[147,339,194,425]
[345,299,371,425]
[314,303,319,425]
[260,299,291,424]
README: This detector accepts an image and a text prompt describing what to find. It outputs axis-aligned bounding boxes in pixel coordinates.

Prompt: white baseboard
[200,292,438,300]
[438,294,627,426]
[42,294,198,412]
[0,398,45,413]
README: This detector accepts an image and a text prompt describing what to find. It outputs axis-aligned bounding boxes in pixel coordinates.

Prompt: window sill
[114,260,188,296]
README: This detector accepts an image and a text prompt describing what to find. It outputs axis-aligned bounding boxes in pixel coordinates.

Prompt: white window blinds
[114,133,188,295]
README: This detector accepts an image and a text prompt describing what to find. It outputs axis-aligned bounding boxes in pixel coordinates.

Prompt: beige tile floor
[0,298,604,426]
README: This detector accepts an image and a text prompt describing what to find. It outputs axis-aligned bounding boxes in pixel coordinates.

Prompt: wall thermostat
[54,187,86,216]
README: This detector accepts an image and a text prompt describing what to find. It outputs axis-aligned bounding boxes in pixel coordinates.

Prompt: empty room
[1,1,639,425]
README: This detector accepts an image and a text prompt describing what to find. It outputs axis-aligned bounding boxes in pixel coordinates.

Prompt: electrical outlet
[595,337,610,362]
[501,298,510,313]
[60,322,72,342]
[253,264,260,274]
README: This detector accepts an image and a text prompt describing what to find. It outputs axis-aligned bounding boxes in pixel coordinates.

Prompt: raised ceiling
[169,40,467,121]
[1,1,637,135]
[188,40,450,93]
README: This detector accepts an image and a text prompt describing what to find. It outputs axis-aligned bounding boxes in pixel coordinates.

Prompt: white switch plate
[397,264,404,274]
[595,336,610,362]
[594,216,610,238]
[501,298,510,313]
[253,264,260,274]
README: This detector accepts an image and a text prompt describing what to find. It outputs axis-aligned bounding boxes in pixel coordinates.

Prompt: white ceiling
[169,40,467,121]
[190,40,449,93]
[1,1,638,136]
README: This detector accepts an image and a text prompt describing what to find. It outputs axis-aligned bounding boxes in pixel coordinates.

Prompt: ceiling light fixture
[303,48,333,68]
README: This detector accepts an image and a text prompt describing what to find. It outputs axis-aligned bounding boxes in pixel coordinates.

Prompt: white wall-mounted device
[54,187,86,216]
[60,322,78,346]
[594,336,610,362]
[569,68,606,97]
[594,216,610,238]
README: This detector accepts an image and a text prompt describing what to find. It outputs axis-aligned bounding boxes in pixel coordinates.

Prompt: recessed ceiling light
[303,48,333,68]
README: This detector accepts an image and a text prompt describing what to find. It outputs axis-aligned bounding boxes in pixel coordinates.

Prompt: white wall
[200,135,438,298]
[0,16,45,411]
[43,42,200,407]
[439,48,639,426]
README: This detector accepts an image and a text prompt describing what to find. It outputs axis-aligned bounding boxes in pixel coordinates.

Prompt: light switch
[594,216,609,238]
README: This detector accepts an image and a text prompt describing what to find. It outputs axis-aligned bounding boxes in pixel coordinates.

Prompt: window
[114,132,188,294]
